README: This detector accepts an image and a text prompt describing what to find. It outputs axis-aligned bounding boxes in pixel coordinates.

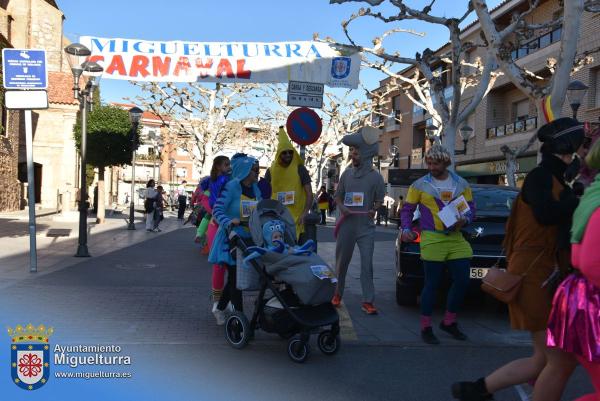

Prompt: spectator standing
[265,127,313,242]
[177,180,187,220]
[333,127,385,315]
[144,179,157,232]
[401,145,475,345]
[452,118,584,401]
[317,186,331,225]
[153,185,165,232]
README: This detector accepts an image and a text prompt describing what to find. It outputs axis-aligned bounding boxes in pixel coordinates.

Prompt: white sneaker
[212,302,226,325]
[226,302,235,312]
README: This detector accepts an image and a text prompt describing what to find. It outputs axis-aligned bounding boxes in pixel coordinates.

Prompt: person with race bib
[332,126,385,315]
[265,127,313,243]
[401,145,475,345]
[208,153,261,324]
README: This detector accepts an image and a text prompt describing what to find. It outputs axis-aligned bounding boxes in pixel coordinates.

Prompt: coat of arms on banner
[331,57,351,79]
[8,324,53,390]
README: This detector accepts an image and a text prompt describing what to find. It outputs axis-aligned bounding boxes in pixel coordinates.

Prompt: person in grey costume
[332,126,385,315]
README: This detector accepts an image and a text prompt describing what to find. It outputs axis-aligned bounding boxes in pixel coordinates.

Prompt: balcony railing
[486,116,537,139]
[511,26,562,61]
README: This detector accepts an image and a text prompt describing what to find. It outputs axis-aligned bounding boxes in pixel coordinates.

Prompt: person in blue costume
[209,153,262,319]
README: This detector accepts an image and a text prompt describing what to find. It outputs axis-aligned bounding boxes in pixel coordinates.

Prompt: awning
[456,156,537,177]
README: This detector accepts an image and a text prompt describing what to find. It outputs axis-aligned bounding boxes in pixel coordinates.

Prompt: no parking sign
[285,107,322,146]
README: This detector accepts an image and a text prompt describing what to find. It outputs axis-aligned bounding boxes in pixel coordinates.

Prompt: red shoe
[331,294,342,308]
[361,302,378,315]
[201,244,209,255]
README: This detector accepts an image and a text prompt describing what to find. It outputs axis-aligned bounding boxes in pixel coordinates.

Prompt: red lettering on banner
[195,58,213,78]
[174,57,192,76]
[215,58,235,78]
[88,55,104,64]
[105,55,127,76]
[153,56,171,77]
[236,59,251,79]
[129,55,150,77]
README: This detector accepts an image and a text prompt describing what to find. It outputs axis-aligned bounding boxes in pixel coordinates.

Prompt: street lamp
[127,106,143,230]
[425,124,438,145]
[567,80,589,120]
[65,43,103,258]
[456,125,474,155]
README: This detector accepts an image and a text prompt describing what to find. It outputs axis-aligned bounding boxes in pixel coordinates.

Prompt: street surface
[0,213,593,400]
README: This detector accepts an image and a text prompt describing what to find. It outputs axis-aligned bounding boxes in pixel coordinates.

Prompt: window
[472,187,518,216]
[512,99,529,121]
[392,95,402,121]
[177,147,188,156]
[176,167,187,178]
[148,147,155,156]
[391,137,400,149]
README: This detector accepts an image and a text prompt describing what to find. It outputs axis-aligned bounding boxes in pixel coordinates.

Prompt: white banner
[80,36,361,88]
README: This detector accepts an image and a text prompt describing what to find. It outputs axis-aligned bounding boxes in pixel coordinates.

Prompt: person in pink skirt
[547,139,600,401]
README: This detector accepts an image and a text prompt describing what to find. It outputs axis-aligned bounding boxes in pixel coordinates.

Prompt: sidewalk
[0,209,183,289]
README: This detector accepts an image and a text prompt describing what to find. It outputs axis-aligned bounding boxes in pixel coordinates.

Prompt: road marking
[337,302,358,341]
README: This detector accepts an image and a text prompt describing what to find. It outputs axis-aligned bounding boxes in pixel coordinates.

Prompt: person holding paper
[400,145,475,345]
[333,126,385,315]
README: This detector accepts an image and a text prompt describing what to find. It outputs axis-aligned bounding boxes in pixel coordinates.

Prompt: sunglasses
[281,150,294,156]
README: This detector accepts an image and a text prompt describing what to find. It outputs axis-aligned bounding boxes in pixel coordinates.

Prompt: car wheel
[396,280,419,306]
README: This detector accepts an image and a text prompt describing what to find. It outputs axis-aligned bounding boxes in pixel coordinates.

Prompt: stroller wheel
[225,311,251,349]
[287,337,310,363]
[317,330,340,355]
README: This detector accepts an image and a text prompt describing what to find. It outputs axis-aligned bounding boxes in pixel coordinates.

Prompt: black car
[394,184,519,306]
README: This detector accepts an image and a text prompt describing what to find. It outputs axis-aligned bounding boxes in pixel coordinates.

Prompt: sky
[57,0,503,114]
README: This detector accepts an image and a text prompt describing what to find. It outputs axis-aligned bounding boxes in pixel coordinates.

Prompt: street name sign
[287,80,324,109]
[2,49,48,89]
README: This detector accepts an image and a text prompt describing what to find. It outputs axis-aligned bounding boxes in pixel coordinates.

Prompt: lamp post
[65,43,103,258]
[455,125,474,155]
[425,124,438,145]
[127,106,143,230]
[567,80,589,120]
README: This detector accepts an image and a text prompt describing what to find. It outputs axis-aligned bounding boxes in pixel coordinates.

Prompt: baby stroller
[224,199,340,363]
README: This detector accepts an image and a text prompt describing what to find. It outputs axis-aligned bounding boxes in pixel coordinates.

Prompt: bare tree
[132,81,262,175]
[473,0,600,186]
[324,0,501,166]
[255,83,391,189]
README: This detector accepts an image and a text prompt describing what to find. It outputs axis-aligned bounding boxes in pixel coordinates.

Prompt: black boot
[421,327,440,345]
[440,322,468,341]
[451,378,493,400]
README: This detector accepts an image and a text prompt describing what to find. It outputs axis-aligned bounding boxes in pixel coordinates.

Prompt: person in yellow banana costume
[265,127,314,242]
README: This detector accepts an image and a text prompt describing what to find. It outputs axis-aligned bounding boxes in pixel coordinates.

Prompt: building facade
[375,0,600,187]
[0,0,80,212]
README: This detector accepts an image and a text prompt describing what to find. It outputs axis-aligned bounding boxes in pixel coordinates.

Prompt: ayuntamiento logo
[8,323,53,390]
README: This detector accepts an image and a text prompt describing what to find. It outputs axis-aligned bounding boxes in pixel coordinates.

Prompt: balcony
[511,26,562,61]
[486,116,537,139]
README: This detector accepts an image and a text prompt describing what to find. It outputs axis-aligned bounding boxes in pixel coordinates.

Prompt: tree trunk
[200,140,214,177]
[96,167,106,224]
[441,124,457,169]
[504,153,518,187]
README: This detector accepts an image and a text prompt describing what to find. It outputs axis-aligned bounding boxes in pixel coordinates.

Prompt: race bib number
[240,200,258,218]
[310,265,338,283]
[440,191,453,204]
[277,191,295,205]
[343,192,365,207]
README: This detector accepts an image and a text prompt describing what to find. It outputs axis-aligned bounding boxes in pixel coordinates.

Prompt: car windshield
[473,187,518,215]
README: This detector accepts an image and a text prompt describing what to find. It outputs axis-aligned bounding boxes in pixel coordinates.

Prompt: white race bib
[277,191,295,205]
[240,200,258,218]
[344,192,364,207]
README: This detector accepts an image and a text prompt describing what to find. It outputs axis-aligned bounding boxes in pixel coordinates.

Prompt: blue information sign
[2,49,47,89]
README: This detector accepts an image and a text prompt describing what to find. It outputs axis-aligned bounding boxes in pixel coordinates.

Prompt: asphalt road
[0,224,593,401]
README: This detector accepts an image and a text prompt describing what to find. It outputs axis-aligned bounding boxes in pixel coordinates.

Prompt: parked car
[394,184,519,306]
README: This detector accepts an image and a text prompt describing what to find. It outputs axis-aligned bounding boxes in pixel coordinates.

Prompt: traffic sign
[287,80,324,109]
[2,49,48,89]
[286,107,322,146]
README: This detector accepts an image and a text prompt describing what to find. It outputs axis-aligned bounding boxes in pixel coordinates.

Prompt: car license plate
[469,267,489,279]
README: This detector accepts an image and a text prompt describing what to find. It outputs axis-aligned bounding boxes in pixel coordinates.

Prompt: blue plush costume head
[262,220,286,247]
